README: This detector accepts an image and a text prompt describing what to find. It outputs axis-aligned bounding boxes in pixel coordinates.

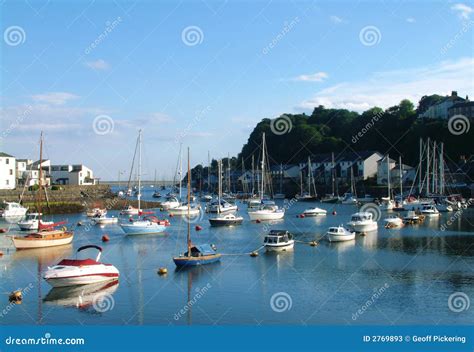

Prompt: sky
[1,0,473,181]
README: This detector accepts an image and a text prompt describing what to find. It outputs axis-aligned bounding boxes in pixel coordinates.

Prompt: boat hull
[173,254,221,267]
[209,218,243,226]
[45,275,119,288]
[347,222,378,233]
[328,233,355,242]
[12,235,73,249]
[264,242,294,251]
[248,211,284,221]
[92,217,118,225]
[120,223,166,235]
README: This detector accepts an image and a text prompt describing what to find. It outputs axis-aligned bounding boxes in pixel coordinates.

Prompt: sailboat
[120,130,168,235]
[273,164,286,199]
[12,132,74,249]
[161,145,183,210]
[152,170,161,198]
[297,157,318,201]
[321,153,341,203]
[173,148,221,267]
[341,166,358,205]
[209,159,243,226]
[168,156,201,217]
[248,133,285,221]
[379,155,394,211]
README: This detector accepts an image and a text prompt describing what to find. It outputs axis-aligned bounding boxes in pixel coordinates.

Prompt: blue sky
[1,0,473,180]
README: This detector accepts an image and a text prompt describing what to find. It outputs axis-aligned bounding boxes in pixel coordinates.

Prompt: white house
[419,91,466,119]
[50,164,97,185]
[0,153,16,189]
[377,156,415,186]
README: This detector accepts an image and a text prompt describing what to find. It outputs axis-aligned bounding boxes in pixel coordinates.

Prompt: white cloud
[85,59,110,70]
[31,92,79,105]
[297,57,474,112]
[451,3,473,19]
[294,71,328,82]
[330,15,343,24]
[406,17,416,23]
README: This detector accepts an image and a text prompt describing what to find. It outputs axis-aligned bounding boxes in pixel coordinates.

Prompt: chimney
[466,95,469,101]
[451,91,458,97]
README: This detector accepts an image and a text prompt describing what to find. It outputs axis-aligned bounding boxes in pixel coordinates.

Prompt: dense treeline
[187,96,473,181]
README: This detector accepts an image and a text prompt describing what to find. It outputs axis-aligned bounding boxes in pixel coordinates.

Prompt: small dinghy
[263,230,295,251]
[383,215,403,228]
[43,245,119,287]
[326,226,355,242]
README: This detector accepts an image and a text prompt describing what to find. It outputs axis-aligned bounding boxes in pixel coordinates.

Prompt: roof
[303,151,381,164]
[0,152,14,158]
[449,101,474,108]
[193,244,216,255]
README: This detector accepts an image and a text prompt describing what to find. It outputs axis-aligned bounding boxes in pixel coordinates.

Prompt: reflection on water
[1,191,473,325]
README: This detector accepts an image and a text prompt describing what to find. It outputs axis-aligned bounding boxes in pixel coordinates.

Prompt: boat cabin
[350,212,373,222]
[184,244,218,258]
[328,227,346,234]
[264,230,293,244]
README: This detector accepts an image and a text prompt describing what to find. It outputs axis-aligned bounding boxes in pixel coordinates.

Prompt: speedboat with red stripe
[43,245,119,287]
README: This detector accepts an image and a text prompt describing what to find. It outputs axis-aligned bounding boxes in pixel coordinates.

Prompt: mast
[432,141,437,194]
[331,152,335,196]
[399,156,403,200]
[300,169,303,197]
[154,169,157,188]
[207,151,210,193]
[279,163,283,194]
[307,156,311,196]
[37,132,43,224]
[187,147,191,255]
[439,143,444,195]
[386,155,390,199]
[418,138,422,195]
[217,160,222,215]
[426,138,430,196]
[138,130,142,211]
[260,133,265,200]
[179,143,183,200]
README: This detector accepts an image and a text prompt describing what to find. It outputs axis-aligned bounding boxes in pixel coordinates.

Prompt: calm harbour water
[1,187,473,326]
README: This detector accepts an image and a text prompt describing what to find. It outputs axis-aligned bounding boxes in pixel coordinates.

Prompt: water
[1,187,473,325]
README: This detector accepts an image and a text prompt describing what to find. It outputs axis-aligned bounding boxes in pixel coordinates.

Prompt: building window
[6,159,9,164]
[6,180,9,185]
[9,169,13,175]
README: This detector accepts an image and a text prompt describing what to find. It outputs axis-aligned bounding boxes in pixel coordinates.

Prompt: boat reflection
[359,230,378,249]
[43,280,119,312]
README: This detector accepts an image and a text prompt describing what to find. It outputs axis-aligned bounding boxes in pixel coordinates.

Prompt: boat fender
[195,225,202,231]
[102,235,110,242]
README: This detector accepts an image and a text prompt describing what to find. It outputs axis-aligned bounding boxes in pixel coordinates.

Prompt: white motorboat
[0,202,27,218]
[347,212,378,233]
[248,204,285,221]
[403,210,422,224]
[86,208,107,217]
[161,196,180,210]
[326,226,355,242]
[91,214,119,225]
[263,230,294,251]
[43,245,119,287]
[383,215,403,228]
[209,213,244,226]
[120,205,141,216]
[379,197,394,211]
[247,198,262,209]
[168,203,201,216]
[420,204,440,217]
[303,207,327,217]
[206,199,238,214]
[17,213,54,231]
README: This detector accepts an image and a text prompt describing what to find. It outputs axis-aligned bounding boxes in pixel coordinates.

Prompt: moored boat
[347,212,378,233]
[17,213,54,231]
[326,226,355,242]
[0,201,27,218]
[263,230,294,251]
[43,245,119,287]
[383,215,403,228]
[303,207,327,217]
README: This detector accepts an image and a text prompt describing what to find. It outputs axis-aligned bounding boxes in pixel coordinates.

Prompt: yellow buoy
[158,267,168,275]
[310,241,318,247]
[9,290,22,303]
[250,251,259,257]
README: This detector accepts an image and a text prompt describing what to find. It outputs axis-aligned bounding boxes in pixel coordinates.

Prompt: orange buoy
[0,251,3,256]
[195,225,202,231]
[169,213,174,218]
[102,235,110,242]
[332,210,337,215]
[299,214,305,218]
[0,228,7,233]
